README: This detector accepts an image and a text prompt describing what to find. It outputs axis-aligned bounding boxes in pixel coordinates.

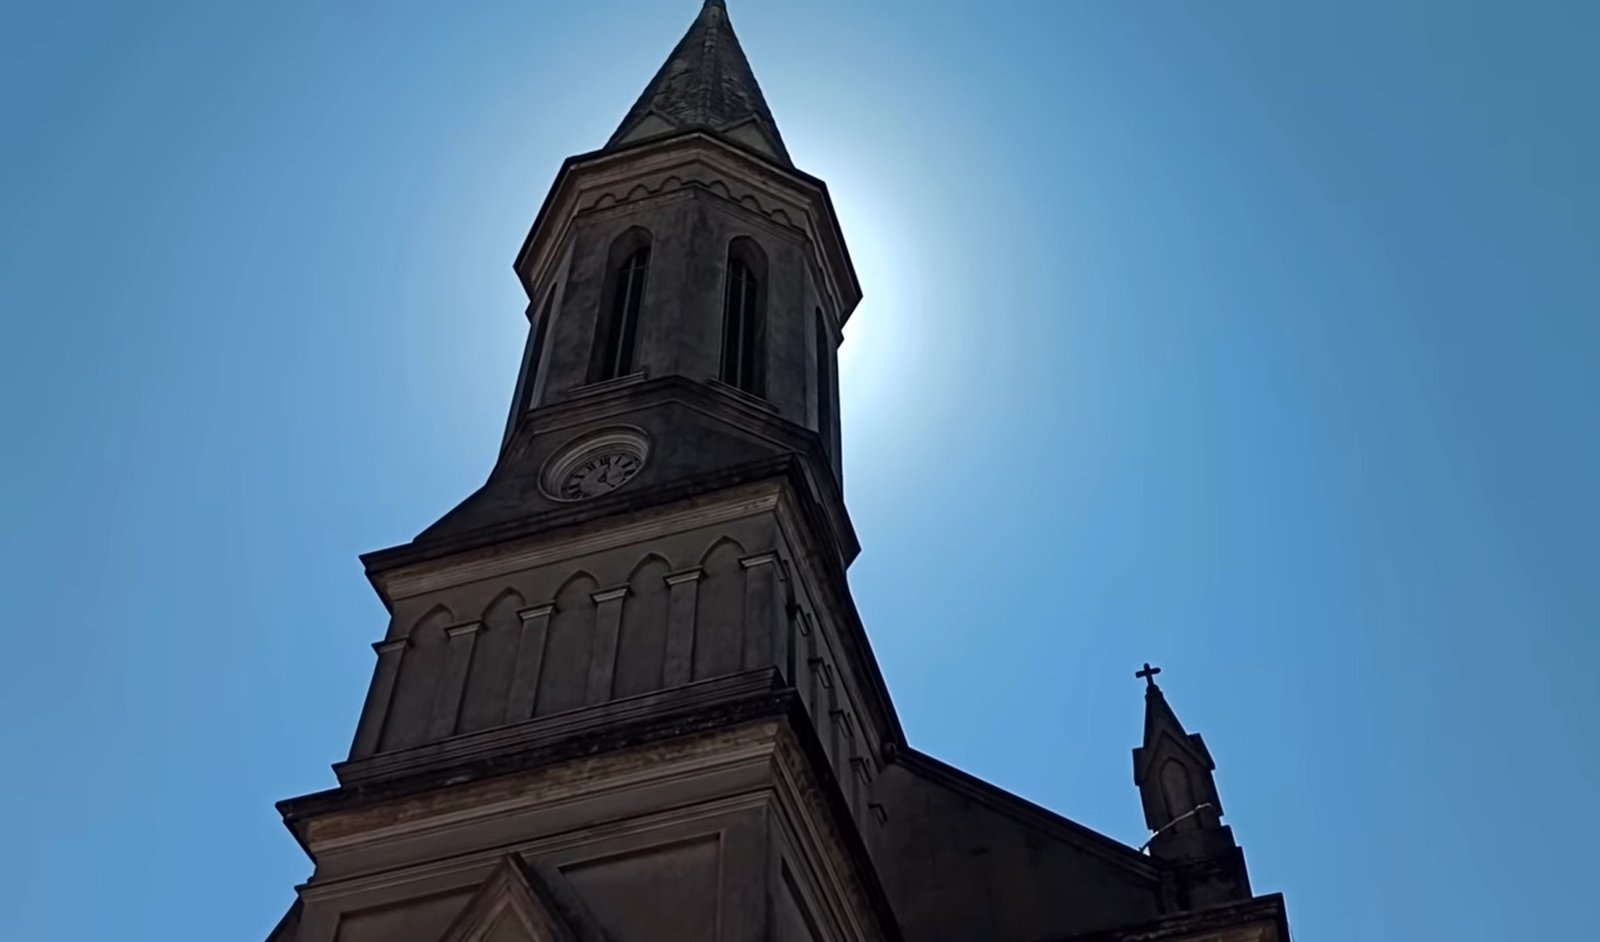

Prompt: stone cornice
[364,473,782,604]
[278,677,908,942]
[514,130,860,325]
[282,672,797,850]
[364,378,861,595]
[281,694,909,942]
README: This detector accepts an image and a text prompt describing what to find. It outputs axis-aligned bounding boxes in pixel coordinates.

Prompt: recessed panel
[561,836,721,942]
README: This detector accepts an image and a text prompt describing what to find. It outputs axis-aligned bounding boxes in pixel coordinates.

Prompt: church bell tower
[266,5,1294,942]
[268,4,890,941]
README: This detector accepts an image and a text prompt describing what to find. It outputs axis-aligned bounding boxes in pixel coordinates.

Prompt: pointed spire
[1139,671,1213,771]
[1131,667,1253,907]
[607,0,792,165]
[1134,667,1221,831]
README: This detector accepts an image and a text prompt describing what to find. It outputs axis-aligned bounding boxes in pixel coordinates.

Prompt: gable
[874,750,1164,942]
[437,855,609,942]
[614,113,676,147]
[1133,729,1213,787]
[720,118,782,160]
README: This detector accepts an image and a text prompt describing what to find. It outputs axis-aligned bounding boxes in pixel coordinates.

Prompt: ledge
[1056,894,1291,942]
[332,670,787,788]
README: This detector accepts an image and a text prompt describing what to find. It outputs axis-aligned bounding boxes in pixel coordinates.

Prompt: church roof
[606,0,792,165]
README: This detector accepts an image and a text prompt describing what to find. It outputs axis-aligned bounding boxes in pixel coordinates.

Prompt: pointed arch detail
[694,538,748,680]
[615,554,673,698]
[456,588,528,734]
[591,228,653,383]
[381,603,456,751]
[535,572,601,716]
[697,535,748,567]
[410,603,455,634]
[720,237,768,397]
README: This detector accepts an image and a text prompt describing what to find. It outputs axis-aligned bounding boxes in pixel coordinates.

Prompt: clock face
[559,449,643,500]
[541,428,651,502]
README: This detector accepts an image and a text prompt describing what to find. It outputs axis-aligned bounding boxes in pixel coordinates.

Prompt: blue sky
[2,1,1596,939]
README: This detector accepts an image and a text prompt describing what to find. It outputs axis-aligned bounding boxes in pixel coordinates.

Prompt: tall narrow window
[720,239,766,396]
[593,230,652,383]
[814,307,833,448]
[602,247,648,380]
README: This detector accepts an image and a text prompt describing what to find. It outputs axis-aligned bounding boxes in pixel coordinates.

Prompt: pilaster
[351,639,407,759]
[663,568,703,686]
[586,586,630,703]
[431,622,484,739]
[507,604,555,723]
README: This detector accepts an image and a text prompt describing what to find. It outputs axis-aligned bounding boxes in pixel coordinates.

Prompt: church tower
[266,5,1292,942]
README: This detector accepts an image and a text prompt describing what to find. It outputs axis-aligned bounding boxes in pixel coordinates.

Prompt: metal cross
[1136,663,1162,688]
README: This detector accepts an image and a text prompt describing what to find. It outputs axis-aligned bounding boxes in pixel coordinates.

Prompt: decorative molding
[512,134,860,329]
[332,670,783,788]
[558,370,648,401]
[377,486,784,602]
[708,377,782,413]
[579,172,809,238]
[313,717,788,853]
[739,552,780,570]
[299,790,771,907]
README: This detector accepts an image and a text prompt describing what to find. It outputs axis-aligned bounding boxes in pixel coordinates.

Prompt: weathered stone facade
[264,4,1292,942]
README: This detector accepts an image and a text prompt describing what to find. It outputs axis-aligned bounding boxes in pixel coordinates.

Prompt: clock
[541,429,650,502]
[559,449,643,500]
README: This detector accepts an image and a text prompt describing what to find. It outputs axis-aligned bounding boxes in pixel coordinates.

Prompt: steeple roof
[1136,673,1216,782]
[607,0,792,165]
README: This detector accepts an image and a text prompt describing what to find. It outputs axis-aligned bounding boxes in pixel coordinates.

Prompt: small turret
[1132,664,1253,909]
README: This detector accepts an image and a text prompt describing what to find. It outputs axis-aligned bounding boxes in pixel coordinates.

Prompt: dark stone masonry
[264,4,1292,941]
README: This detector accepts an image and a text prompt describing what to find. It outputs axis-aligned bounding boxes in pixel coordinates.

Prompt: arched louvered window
[593,230,652,383]
[720,239,766,396]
